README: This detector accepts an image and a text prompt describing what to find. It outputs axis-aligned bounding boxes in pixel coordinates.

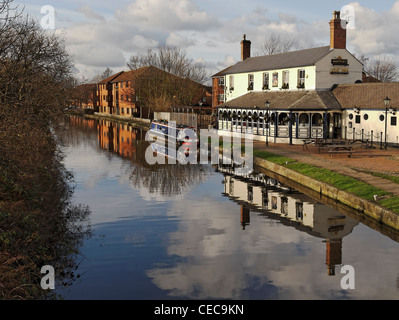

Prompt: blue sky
[14,0,399,82]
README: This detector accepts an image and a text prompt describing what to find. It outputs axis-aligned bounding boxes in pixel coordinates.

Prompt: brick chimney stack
[329,11,347,49]
[241,34,251,60]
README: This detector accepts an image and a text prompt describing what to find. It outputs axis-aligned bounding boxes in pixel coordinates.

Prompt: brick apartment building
[96,66,211,118]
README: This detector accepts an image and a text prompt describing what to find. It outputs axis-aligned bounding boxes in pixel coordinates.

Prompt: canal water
[55,117,399,300]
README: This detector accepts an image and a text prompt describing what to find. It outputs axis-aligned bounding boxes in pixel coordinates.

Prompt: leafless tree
[255,32,297,56]
[126,46,209,117]
[365,56,399,82]
[0,1,88,299]
[127,46,207,84]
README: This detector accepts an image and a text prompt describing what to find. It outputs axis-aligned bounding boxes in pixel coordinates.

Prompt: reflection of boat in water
[151,141,192,163]
[148,120,197,146]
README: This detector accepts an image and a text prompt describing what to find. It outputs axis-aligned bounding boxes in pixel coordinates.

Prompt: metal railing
[344,126,399,149]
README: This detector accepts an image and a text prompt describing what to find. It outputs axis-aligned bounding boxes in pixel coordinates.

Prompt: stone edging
[253,156,399,231]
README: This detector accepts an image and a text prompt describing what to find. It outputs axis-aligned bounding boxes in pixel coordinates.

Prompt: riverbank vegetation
[0,1,91,299]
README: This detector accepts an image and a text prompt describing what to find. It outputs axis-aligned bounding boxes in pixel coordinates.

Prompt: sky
[13,0,399,84]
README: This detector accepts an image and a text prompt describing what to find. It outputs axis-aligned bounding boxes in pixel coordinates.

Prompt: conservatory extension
[217,91,343,145]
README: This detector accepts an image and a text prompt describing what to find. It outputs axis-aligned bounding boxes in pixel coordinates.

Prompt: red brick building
[97,66,211,118]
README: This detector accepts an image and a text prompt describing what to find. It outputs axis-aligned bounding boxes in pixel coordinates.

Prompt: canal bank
[249,141,399,231]
[66,110,150,130]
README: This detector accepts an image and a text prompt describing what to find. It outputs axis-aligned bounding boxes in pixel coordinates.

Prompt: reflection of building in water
[219,164,358,276]
[97,119,144,161]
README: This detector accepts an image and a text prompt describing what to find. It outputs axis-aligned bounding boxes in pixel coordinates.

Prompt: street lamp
[265,100,270,147]
[384,96,391,150]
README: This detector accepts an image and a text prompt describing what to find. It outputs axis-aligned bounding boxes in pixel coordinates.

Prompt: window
[349,113,354,120]
[229,75,234,90]
[126,82,129,88]
[262,187,268,207]
[218,94,225,102]
[299,113,309,126]
[272,72,278,87]
[281,197,288,215]
[263,73,269,90]
[298,69,305,88]
[248,74,254,90]
[355,115,361,124]
[282,71,289,89]
[121,95,124,101]
[218,77,225,87]
[312,113,323,126]
[364,114,369,120]
[296,203,303,220]
[380,114,385,121]
[271,196,277,209]
[247,186,253,202]
[391,117,397,126]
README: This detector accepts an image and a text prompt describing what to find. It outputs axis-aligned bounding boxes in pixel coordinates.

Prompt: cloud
[78,5,105,21]
[346,1,399,57]
[69,43,126,68]
[166,32,195,47]
[115,0,220,32]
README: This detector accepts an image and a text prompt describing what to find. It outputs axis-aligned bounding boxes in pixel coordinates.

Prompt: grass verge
[252,149,398,214]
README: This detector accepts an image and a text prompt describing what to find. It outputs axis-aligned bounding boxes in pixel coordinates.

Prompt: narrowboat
[148,120,198,145]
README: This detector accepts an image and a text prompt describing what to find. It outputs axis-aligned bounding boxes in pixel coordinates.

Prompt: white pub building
[213,11,399,146]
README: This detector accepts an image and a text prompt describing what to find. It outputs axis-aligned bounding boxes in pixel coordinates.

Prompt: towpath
[253,141,399,197]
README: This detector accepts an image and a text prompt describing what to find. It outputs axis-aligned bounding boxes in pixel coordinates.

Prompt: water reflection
[218,165,359,276]
[60,116,399,300]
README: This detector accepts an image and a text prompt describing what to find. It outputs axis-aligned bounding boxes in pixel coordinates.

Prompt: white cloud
[347,1,399,58]
[78,5,105,21]
[166,32,195,47]
[115,0,219,32]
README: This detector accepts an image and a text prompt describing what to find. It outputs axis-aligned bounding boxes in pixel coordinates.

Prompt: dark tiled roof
[218,90,341,111]
[332,83,399,110]
[215,46,331,76]
[98,71,124,84]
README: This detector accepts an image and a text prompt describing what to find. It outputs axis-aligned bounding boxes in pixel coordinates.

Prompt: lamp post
[384,96,391,150]
[265,100,270,147]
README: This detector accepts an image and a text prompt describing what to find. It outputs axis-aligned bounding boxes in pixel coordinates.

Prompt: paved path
[253,141,399,197]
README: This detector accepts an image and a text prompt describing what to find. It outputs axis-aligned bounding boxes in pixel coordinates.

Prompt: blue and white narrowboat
[148,120,197,145]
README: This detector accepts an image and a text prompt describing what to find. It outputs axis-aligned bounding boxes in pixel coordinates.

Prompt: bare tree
[126,46,209,117]
[0,1,88,299]
[127,46,207,84]
[365,56,399,82]
[90,67,114,83]
[255,32,297,56]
